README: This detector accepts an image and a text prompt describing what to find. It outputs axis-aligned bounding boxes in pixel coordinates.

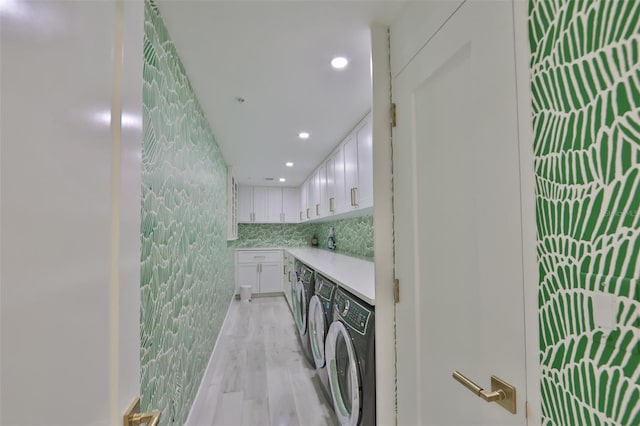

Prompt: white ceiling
[156,0,405,186]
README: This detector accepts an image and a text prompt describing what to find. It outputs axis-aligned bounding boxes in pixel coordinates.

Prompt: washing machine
[325,288,375,426]
[308,273,337,397]
[293,262,315,365]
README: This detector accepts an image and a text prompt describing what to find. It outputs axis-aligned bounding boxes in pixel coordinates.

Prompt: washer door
[294,279,308,336]
[326,321,361,426]
[308,295,327,369]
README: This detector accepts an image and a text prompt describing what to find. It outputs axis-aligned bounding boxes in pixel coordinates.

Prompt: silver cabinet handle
[316,204,320,216]
[329,197,335,212]
[353,187,359,206]
[350,188,357,206]
[306,208,310,219]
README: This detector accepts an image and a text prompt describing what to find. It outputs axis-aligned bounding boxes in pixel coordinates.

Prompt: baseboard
[234,291,284,300]
[184,291,236,425]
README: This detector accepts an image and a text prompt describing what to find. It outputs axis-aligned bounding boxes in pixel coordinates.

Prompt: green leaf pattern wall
[529,0,639,424]
[141,1,234,424]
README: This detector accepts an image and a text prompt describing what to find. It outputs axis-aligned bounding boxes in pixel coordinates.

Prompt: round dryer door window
[308,295,326,369]
[326,321,360,426]
[294,280,307,336]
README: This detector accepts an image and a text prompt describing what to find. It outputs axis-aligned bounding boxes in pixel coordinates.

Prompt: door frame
[372,1,541,423]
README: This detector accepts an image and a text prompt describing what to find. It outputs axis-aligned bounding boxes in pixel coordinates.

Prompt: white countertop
[285,247,375,305]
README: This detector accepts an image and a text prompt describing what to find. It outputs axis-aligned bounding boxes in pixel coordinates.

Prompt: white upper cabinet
[355,117,373,208]
[266,187,283,222]
[252,186,269,222]
[343,132,358,209]
[296,111,372,222]
[238,185,253,223]
[300,179,309,222]
[239,185,299,223]
[282,187,299,223]
[330,145,347,214]
[318,163,328,216]
[227,167,238,240]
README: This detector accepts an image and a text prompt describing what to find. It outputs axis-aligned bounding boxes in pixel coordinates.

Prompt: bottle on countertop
[327,227,336,251]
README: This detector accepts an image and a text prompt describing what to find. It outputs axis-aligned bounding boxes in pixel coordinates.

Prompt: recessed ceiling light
[286,162,294,167]
[279,178,286,182]
[298,132,310,139]
[331,57,348,69]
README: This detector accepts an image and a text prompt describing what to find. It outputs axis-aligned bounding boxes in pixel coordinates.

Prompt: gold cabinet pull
[452,371,517,414]
[124,397,162,426]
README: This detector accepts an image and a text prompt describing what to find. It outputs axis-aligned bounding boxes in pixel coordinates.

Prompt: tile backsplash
[230,215,374,260]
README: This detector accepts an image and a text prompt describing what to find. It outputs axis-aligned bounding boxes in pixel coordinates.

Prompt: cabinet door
[238,185,253,223]
[318,165,327,217]
[300,179,308,221]
[266,187,283,223]
[332,145,346,213]
[282,187,299,223]
[304,178,313,220]
[237,263,259,295]
[356,117,373,208]
[325,157,335,214]
[252,186,268,222]
[259,263,282,293]
[343,134,358,208]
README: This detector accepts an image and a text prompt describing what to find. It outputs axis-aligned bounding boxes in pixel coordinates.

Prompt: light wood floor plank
[188,296,338,426]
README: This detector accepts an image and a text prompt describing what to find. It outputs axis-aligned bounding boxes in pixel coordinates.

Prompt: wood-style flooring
[187,296,338,426]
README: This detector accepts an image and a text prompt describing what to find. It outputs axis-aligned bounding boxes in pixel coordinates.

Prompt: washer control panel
[315,274,336,302]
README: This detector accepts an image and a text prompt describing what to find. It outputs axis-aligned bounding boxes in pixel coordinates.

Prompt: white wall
[0,1,143,424]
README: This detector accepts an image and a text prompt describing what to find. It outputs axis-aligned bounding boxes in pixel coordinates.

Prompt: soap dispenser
[327,227,336,251]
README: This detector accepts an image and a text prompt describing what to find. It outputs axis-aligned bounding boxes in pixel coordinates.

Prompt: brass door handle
[124,398,162,426]
[452,371,517,414]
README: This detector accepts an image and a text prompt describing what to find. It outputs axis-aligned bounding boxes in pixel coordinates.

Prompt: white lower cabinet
[235,250,283,295]
[282,251,296,310]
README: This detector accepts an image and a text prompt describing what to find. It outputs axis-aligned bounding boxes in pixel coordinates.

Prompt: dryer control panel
[334,289,372,336]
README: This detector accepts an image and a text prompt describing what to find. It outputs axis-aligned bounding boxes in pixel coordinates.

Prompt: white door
[392,1,528,424]
[0,1,143,424]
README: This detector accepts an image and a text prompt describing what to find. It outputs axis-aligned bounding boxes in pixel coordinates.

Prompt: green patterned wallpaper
[229,215,374,260]
[529,0,639,424]
[141,1,234,424]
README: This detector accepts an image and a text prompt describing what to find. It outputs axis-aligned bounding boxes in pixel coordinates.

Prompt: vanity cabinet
[236,250,283,295]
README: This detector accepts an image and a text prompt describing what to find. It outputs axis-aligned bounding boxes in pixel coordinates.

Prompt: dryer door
[326,321,361,426]
[309,295,327,369]
[294,279,308,337]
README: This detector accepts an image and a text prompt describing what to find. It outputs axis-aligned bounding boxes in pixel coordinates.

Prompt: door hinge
[525,401,529,419]
[391,103,397,128]
[394,278,400,303]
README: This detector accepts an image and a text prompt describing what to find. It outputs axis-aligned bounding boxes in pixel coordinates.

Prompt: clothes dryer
[308,273,337,397]
[325,288,375,426]
[293,263,315,365]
